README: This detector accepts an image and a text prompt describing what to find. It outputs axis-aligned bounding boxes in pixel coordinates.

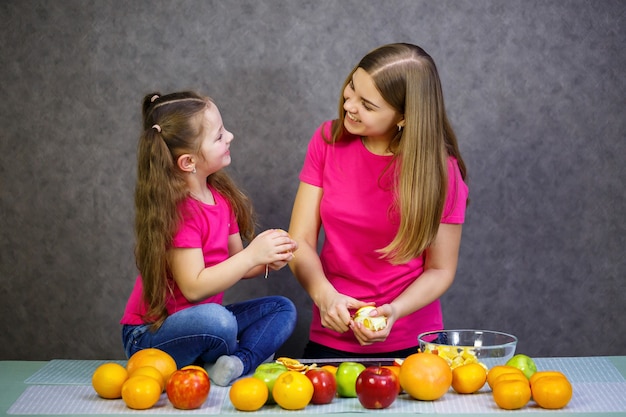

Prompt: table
[1,357,625,416]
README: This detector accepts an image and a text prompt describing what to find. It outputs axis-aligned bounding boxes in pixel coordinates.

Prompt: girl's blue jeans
[122,296,296,375]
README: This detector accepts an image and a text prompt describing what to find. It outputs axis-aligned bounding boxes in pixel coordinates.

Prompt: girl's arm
[351,223,463,345]
[226,233,265,279]
[168,229,295,303]
[288,182,369,333]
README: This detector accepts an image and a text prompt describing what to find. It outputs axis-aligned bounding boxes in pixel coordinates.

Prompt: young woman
[121,91,297,385]
[288,44,469,358]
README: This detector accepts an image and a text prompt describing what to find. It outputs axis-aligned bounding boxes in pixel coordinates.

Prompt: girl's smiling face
[343,67,403,143]
[196,103,233,175]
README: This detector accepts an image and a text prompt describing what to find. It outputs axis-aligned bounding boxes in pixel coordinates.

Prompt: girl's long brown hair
[135,91,256,329]
[327,44,467,264]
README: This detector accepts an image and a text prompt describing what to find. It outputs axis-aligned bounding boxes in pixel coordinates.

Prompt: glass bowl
[418,329,517,369]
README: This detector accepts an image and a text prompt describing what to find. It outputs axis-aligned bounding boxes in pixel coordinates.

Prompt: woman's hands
[350,303,398,345]
[317,292,398,346]
[315,289,372,334]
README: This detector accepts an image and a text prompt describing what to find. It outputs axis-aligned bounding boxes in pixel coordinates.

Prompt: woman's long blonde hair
[135,91,256,329]
[327,44,467,264]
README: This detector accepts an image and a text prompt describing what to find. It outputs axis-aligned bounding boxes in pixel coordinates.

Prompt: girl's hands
[350,303,397,346]
[247,229,297,268]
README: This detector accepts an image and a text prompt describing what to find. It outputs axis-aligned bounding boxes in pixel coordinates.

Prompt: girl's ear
[177,154,195,173]
[397,117,406,128]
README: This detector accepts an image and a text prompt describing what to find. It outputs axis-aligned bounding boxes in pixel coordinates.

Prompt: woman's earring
[192,167,197,174]
[398,125,403,132]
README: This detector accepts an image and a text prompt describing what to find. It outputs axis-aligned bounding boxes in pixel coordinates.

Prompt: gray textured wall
[1,0,624,361]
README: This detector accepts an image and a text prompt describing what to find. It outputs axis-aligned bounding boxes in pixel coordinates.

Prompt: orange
[487,365,525,389]
[531,375,573,409]
[529,370,567,387]
[272,370,314,410]
[321,364,338,373]
[92,362,129,399]
[128,366,165,392]
[321,365,337,375]
[229,377,269,411]
[492,371,529,387]
[451,363,487,394]
[492,379,531,410]
[126,348,177,383]
[399,352,452,401]
[121,375,162,410]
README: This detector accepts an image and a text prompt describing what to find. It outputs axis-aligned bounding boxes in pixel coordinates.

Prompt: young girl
[288,43,469,358]
[121,91,297,385]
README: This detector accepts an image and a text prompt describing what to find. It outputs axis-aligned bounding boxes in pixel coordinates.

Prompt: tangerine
[321,365,338,375]
[399,352,452,401]
[451,363,487,394]
[121,375,162,410]
[492,371,529,387]
[229,377,269,411]
[529,370,567,387]
[531,375,573,409]
[272,370,314,410]
[487,365,525,389]
[126,348,177,383]
[91,362,129,399]
[128,366,165,392]
[492,379,531,410]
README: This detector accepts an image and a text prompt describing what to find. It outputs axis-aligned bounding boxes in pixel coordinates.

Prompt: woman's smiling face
[342,68,403,143]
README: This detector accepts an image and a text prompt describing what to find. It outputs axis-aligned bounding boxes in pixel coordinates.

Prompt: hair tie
[150,94,160,103]
[152,124,161,133]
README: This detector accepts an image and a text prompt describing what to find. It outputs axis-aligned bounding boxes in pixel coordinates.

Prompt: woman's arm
[391,223,462,317]
[168,229,295,302]
[351,223,463,345]
[288,182,369,333]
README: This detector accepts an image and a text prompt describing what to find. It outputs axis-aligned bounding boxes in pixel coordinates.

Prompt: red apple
[305,368,337,404]
[166,368,210,410]
[355,366,399,409]
[382,365,403,393]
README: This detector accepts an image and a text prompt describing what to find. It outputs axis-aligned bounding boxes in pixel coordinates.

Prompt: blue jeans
[122,296,296,375]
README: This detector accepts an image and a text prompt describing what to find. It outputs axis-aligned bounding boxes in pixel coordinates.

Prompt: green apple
[335,361,366,397]
[252,362,288,403]
[506,354,537,379]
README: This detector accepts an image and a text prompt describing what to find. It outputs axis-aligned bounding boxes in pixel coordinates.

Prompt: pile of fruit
[488,354,573,410]
[91,348,573,412]
[232,352,573,411]
[91,348,210,410]
[240,357,400,410]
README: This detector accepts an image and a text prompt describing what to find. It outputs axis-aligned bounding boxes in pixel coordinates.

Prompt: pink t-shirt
[120,189,239,325]
[299,121,469,353]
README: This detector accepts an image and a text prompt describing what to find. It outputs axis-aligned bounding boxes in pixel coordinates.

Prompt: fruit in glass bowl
[418,329,517,369]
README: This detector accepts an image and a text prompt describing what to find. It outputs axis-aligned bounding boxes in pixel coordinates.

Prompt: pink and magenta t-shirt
[299,121,469,353]
[120,189,239,325]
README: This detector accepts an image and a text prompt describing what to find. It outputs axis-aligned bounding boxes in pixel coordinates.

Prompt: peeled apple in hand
[353,306,387,331]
